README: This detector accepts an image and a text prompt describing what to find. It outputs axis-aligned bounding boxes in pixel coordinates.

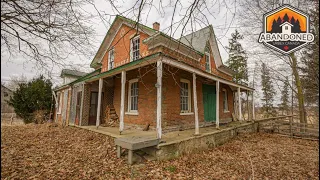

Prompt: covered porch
[78,55,255,139]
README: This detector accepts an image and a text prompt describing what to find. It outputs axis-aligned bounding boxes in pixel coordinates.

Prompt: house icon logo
[258,4,314,54]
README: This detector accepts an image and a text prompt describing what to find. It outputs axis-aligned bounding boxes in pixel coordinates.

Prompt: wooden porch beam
[193,73,199,135]
[120,71,126,133]
[79,82,85,126]
[238,87,242,120]
[96,78,103,128]
[156,61,162,139]
[216,80,220,128]
[252,91,255,120]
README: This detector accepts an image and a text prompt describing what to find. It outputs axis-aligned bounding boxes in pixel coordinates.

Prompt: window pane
[129,82,138,111]
[180,82,189,111]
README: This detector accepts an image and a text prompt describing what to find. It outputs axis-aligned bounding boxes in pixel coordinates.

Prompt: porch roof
[82,52,254,91]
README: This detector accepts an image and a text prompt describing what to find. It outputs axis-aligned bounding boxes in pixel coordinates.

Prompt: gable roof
[179,25,235,75]
[179,26,211,53]
[91,15,234,75]
[90,15,157,69]
[60,69,87,78]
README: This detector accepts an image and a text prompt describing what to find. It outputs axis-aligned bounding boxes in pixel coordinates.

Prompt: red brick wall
[99,24,232,81]
[113,65,157,126]
[218,84,234,120]
[101,24,150,72]
[111,64,233,128]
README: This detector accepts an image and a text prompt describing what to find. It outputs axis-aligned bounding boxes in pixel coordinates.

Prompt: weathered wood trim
[79,82,85,126]
[120,71,126,133]
[238,87,242,120]
[161,56,254,91]
[216,80,220,128]
[96,78,103,128]
[193,73,199,135]
[252,92,255,120]
[156,61,163,139]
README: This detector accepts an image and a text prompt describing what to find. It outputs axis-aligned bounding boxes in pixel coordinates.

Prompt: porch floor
[76,121,253,146]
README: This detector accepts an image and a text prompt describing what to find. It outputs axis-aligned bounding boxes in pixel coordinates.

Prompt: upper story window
[180,79,191,113]
[205,52,211,72]
[222,89,229,112]
[130,36,140,61]
[3,92,8,97]
[108,47,115,70]
[128,79,139,113]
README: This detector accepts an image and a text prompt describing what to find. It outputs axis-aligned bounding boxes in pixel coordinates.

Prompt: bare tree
[236,0,317,123]
[1,0,96,69]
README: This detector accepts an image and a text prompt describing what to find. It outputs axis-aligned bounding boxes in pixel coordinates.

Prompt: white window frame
[126,78,139,115]
[205,52,211,72]
[180,79,192,114]
[108,47,115,70]
[130,35,140,62]
[222,88,229,112]
[57,92,62,114]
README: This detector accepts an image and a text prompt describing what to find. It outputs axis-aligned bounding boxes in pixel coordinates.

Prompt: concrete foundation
[154,121,258,160]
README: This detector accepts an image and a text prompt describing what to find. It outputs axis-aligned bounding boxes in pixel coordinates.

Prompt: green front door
[202,84,216,122]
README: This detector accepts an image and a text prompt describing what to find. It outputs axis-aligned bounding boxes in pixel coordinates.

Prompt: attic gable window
[108,47,115,70]
[130,35,140,61]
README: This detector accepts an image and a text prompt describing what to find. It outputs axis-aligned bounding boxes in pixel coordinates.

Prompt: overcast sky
[2,0,298,106]
[1,0,243,83]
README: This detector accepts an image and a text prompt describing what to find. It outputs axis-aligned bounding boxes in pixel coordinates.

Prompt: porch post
[120,71,126,133]
[79,82,85,126]
[193,73,199,135]
[96,78,103,128]
[247,90,249,121]
[252,91,255,120]
[238,87,242,120]
[156,61,162,139]
[216,80,220,128]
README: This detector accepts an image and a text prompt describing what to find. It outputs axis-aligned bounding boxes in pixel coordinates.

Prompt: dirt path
[1,124,319,179]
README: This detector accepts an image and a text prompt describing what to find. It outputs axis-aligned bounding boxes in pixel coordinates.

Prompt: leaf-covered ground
[1,123,319,179]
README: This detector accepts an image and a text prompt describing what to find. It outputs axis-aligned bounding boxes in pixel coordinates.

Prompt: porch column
[216,81,220,128]
[193,73,199,135]
[96,78,103,128]
[79,82,85,126]
[247,90,249,121]
[119,71,126,133]
[156,61,162,139]
[238,87,242,120]
[252,91,255,120]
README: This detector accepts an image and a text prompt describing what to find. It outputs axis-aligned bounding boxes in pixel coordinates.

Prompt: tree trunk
[290,53,306,128]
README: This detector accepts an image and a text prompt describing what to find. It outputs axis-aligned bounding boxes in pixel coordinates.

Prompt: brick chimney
[153,22,160,31]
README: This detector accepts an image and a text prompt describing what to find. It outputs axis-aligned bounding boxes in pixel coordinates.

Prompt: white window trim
[205,52,211,73]
[180,79,192,114]
[180,112,194,115]
[127,78,139,114]
[222,88,229,112]
[130,35,140,62]
[57,92,62,114]
[108,47,115,70]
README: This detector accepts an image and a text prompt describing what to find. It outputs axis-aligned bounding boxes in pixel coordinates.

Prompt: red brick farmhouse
[53,15,255,138]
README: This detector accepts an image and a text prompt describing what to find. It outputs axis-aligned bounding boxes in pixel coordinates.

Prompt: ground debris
[1,124,319,179]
